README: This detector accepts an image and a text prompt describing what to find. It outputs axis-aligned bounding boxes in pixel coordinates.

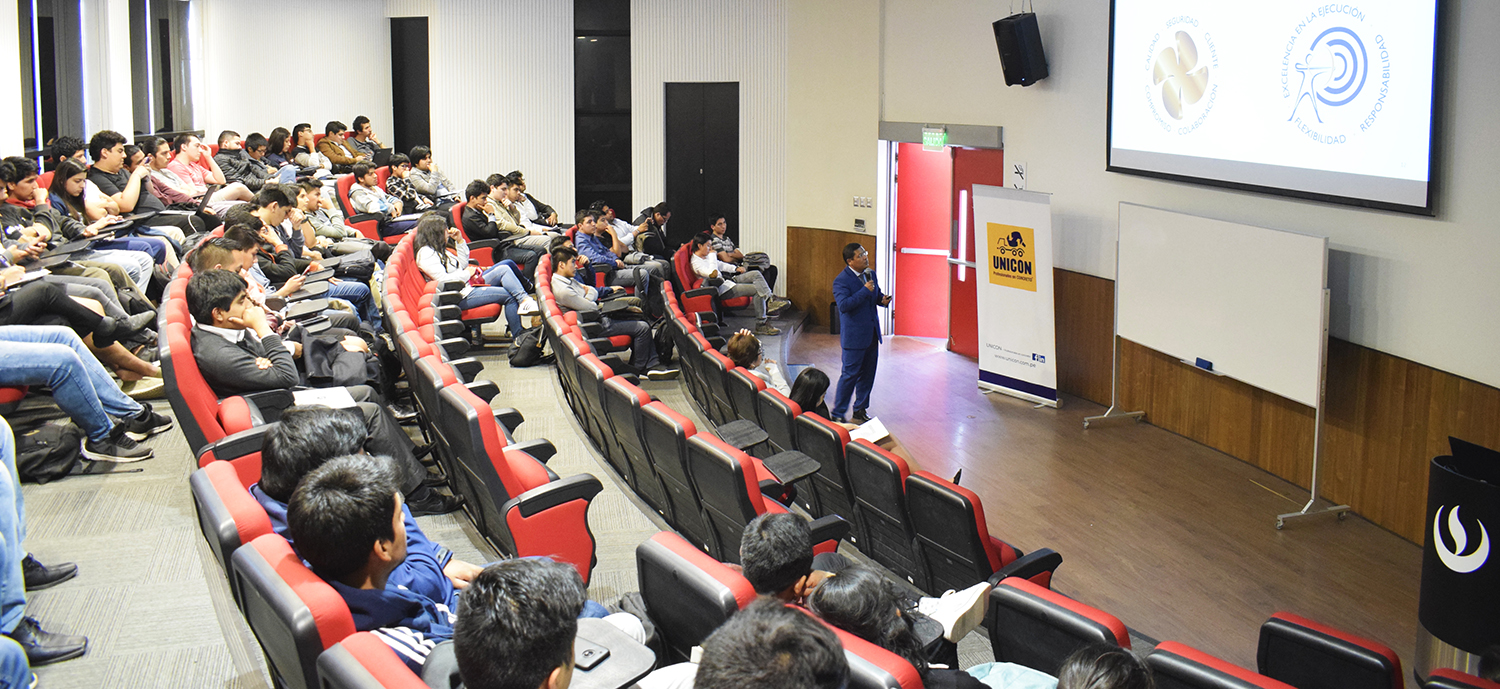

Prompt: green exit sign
[922,126,947,151]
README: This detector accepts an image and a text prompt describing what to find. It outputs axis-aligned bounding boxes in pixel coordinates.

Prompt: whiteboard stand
[1276,288,1351,530]
[1083,238,1144,429]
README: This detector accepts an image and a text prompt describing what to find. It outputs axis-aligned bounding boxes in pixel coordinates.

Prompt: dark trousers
[831,339,879,419]
[600,316,657,371]
[0,282,103,337]
[349,385,424,495]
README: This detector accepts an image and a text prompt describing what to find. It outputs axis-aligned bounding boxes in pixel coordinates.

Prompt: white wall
[881,0,1500,390]
[632,0,789,281]
[195,0,393,143]
[786,0,881,234]
[80,0,133,137]
[0,1,22,153]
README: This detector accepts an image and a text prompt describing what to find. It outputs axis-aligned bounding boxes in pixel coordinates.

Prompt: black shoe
[851,410,871,424]
[92,311,155,348]
[81,427,153,463]
[22,556,77,591]
[120,311,156,335]
[6,617,87,666]
[121,407,173,441]
[406,488,463,517]
[390,403,419,424]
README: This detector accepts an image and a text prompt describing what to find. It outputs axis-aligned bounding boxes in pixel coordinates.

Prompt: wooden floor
[788,332,1423,678]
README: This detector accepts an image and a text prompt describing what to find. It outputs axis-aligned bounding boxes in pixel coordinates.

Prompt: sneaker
[916,581,993,642]
[119,376,165,401]
[21,555,77,591]
[121,407,173,441]
[5,616,87,666]
[646,367,680,381]
[517,296,541,317]
[767,297,792,315]
[81,428,153,463]
[753,322,781,337]
[406,488,463,517]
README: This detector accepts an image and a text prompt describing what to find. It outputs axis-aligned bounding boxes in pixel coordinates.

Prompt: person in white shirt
[690,232,788,336]
[726,328,790,395]
[410,215,536,337]
[549,245,677,380]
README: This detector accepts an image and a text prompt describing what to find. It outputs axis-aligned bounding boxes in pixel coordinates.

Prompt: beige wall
[786,0,881,234]
[880,0,1500,390]
[0,2,21,153]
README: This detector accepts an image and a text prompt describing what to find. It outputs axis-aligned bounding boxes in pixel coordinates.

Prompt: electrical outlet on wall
[854,219,866,232]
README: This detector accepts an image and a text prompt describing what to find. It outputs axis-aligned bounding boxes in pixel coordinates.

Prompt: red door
[893,143,953,338]
[948,148,1005,358]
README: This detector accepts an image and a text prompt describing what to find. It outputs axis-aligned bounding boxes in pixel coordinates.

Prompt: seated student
[631,203,673,263]
[244,188,381,330]
[0,416,88,671]
[549,245,677,380]
[574,209,663,312]
[288,453,457,669]
[412,214,536,338]
[789,367,915,464]
[485,175,557,258]
[549,235,639,312]
[163,133,255,207]
[694,598,849,689]
[708,213,777,289]
[45,159,164,286]
[690,231,788,336]
[0,272,156,371]
[349,162,418,237]
[184,269,458,514]
[47,136,87,168]
[0,325,172,462]
[249,406,477,603]
[408,147,461,207]
[462,179,551,279]
[291,123,333,174]
[726,329,789,395]
[289,181,374,258]
[504,171,558,228]
[87,130,199,244]
[265,127,295,169]
[317,121,367,174]
[207,226,359,335]
[1028,644,1149,689]
[217,131,283,192]
[347,116,385,159]
[384,154,433,214]
[451,558,588,689]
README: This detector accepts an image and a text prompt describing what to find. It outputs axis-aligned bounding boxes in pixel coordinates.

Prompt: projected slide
[1107,1,1438,213]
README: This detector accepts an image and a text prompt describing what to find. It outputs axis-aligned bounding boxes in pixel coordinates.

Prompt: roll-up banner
[971,185,1058,407]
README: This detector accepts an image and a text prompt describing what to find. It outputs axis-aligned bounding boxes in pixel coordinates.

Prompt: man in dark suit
[184,269,460,515]
[830,243,890,423]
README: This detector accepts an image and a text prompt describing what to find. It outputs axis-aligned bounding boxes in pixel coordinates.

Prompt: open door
[892,143,953,338]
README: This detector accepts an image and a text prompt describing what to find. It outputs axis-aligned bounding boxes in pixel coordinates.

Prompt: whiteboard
[1116,203,1328,407]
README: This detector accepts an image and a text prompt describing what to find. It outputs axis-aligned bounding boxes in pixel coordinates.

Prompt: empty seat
[757,388,802,455]
[1148,641,1297,689]
[316,631,428,689]
[794,413,858,530]
[575,354,632,481]
[232,534,356,689]
[1257,612,1403,689]
[725,368,766,426]
[602,377,672,519]
[640,402,717,554]
[635,532,756,663]
[844,439,924,587]
[1424,669,1500,689]
[987,578,1129,674]
[189,461,274,591]
[905,471,1039,594]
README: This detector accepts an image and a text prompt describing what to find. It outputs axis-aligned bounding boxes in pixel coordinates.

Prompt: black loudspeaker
[993,13,1049,87]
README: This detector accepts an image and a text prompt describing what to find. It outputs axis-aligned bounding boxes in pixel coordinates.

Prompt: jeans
[325,280,381,332]
[722,270,772,319]
[75,249,152,292]
[458,263,531,335]
[0,326,143,441]
[0,417,26,635]
[600,317,658,371]
[44,276,129,319]
[92,236,166,265]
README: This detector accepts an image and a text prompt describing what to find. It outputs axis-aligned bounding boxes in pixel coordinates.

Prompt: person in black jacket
[213,131,278,192]
[184,269,459,515]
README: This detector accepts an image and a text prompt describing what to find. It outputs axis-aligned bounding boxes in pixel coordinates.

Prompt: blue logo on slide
[1287,27,1368,123]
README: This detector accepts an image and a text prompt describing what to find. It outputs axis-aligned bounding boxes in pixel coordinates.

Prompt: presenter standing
[831,243,891,423]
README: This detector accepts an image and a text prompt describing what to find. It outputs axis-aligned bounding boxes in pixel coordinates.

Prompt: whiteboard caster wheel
[1275,519,1285,530]
[1337,511,1349,521]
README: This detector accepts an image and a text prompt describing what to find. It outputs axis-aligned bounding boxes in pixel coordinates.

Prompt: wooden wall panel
[786,226,871,327]
[1053,269,1114,406]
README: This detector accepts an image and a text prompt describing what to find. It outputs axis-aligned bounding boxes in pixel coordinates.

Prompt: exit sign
[922,126,947,151]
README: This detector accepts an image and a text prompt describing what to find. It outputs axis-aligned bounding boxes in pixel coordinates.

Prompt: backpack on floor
[15,422,85,484]
[508,325,552,367]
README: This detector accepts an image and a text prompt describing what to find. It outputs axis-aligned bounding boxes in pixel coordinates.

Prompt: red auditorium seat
[793,412,858,527]
[449,202,502,267]
[602,377,672,519]
[315,632,429,689]
[905,471,1060,595]
[232,534,357,689]
[725,367,766,426]
[801,609,923,689]
[684,433,848,563]
[639,402,717,554]
[987,578,1129,674]
[635,532,756,662]
[756,388,803,455]
[672,242,747,315]
[844,439,924,587]
[189,461,273,593]
[1256,612,1403,689]
[1149,642,1298,689]
[1425,670,1500,689]
[333,173,391,243]
[0,386,27,415]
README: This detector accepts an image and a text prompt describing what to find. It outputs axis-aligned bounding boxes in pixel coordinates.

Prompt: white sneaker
[917,581,993,642]
[517,297,540,316]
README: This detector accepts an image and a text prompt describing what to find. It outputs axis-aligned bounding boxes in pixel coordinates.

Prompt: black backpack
[507,325,552,367]
[335,250,376,281]
[15,422,85,483]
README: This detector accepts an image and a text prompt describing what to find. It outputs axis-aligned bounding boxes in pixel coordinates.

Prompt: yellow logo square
[987,223,1036,292]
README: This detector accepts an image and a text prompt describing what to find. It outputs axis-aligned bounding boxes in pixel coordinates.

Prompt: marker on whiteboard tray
[1195,357,1213,372]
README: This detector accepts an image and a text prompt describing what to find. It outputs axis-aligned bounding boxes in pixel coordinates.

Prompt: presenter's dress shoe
[851,410,871,424]
[21,556,77,591]
[6,617,87,666]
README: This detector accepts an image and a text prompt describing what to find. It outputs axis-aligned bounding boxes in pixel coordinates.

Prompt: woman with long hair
[411,213,538,337]
[42,159,157,291]
[790,367,915,464]
[265,127,292,168]
[48,158,178,270]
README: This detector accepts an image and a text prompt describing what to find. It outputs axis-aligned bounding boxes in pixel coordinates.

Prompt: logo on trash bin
[1433,505,1489,574]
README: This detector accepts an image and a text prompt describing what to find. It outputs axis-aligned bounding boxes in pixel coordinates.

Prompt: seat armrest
[241,390,296,421]
[717,419,768,452]
[987,548,1063,588]
[347,212,382,224]
[597,354,633,375]
[450,357,483,381]
[464,380,499,402]
[468,239,500,251]
[575,310,603,323]
[509,438,556,464]
[507,473,604,517]
[432,291,462,306]
[433,304,461,322]
[196,423,277,462]
[434,319,466,339]
[579,322,604,338]
[760,451,820,485]
[493,407,525,433]
[437,279,466,292]
[437,336,470,358]
[585,337,618,353]
[617,373,640,387]
[684,287,717,301]
[693,312,719,326]
[706,336,726,351]
[698,323,721,339]
[807,514,852,547]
